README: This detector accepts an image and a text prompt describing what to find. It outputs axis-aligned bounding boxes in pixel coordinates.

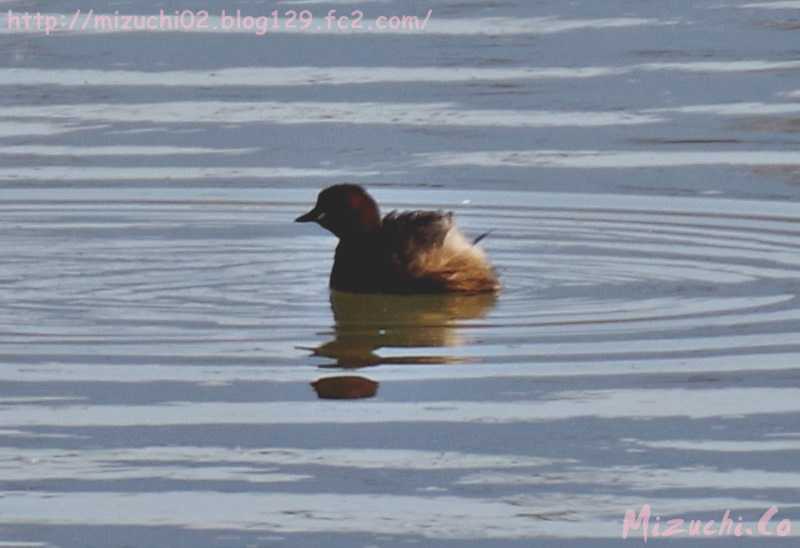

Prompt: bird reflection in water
[310,376,379,399]
[307,292,496,399]
[309,290,498,368]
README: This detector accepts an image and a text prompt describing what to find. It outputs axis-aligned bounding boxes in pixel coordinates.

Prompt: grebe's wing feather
[382,210,453,251]
[381,210,500,293]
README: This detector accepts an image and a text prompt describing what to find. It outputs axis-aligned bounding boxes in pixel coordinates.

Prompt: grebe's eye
[316,212,327,221]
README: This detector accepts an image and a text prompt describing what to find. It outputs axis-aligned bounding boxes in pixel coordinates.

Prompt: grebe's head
[295,184,381,239]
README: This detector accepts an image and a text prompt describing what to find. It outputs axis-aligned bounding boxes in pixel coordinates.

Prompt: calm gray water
[1,0,800,546]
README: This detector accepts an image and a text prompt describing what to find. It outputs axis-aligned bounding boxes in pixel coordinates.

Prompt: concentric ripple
[1,188,798,373]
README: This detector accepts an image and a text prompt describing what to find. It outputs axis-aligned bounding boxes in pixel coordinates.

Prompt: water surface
[1,0,799,546]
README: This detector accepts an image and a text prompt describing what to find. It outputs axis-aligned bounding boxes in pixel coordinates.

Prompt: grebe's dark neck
[330,234,383,292]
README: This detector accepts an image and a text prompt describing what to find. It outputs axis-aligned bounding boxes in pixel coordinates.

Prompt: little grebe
[296,184,500,294]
